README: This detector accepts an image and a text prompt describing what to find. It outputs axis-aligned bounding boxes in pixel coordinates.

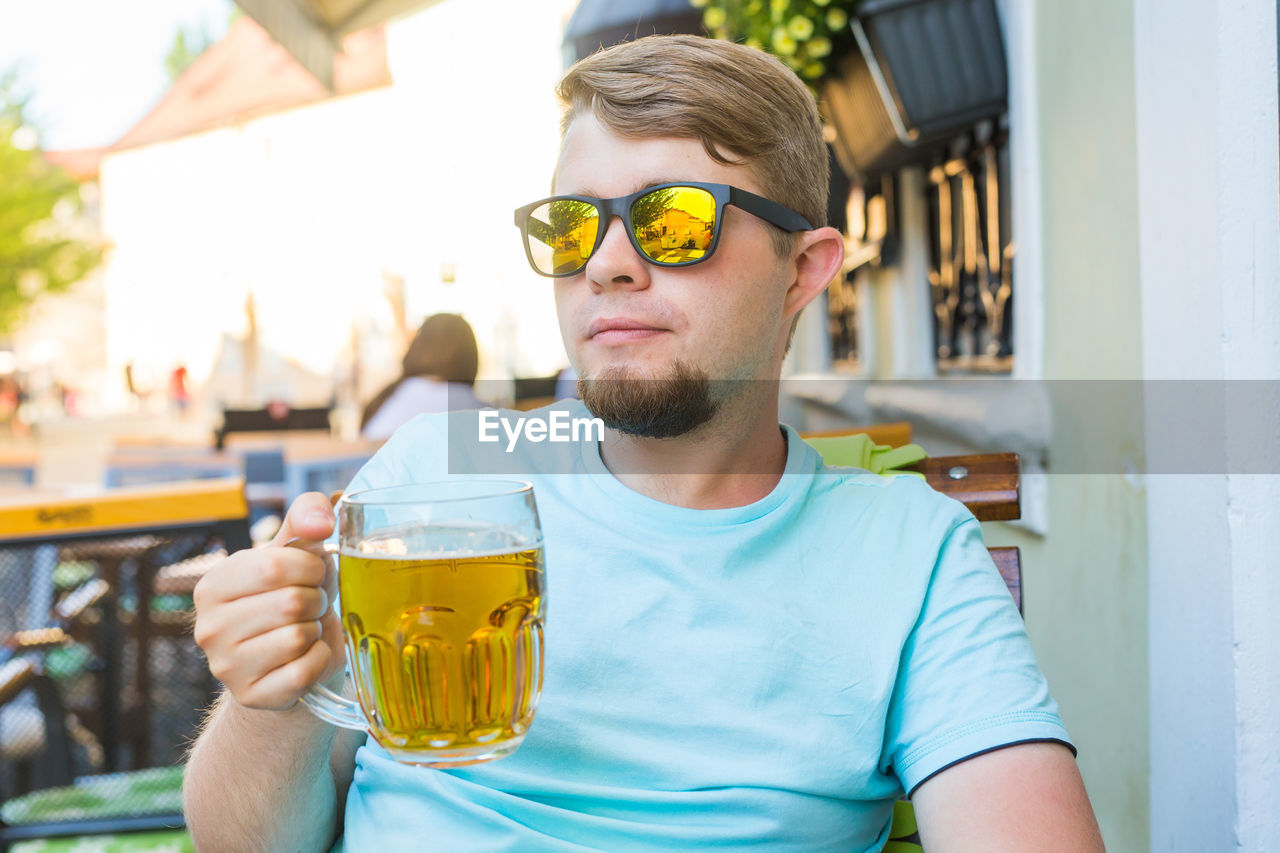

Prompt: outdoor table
[282,436,383,503]
[224,433,383,506]
[104,443,287,520]
[103,448,240,489]
[0,449,37,488]
[0,480,250,783]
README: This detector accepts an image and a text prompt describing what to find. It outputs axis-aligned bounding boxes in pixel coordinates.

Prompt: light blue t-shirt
[335,402,1071,852]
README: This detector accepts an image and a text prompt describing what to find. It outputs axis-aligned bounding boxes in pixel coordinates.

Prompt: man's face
[551,114,796,434]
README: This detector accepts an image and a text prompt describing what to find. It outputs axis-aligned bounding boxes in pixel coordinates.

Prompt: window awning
[562,0,703,67]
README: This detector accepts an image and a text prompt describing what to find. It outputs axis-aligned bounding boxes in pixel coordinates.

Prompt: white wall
[101,88,399,400]
[1134,0,1280,849]
[97,0,579,414]
[382,0,578,380]
[1020,2,1151,849]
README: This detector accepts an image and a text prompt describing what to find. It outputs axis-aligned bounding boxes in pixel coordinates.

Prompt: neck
[596,384,788,509]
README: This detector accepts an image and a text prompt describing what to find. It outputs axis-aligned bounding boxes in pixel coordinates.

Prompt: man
[186,35,1103,852]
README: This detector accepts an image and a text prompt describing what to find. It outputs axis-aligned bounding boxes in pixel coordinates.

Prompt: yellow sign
[0,478,249,540]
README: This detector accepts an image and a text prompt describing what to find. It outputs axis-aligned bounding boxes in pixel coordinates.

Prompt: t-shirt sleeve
[883,515,1074,796]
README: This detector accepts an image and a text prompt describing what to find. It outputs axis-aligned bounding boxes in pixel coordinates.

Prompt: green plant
[696,0,860,85]
[0,69,103,335]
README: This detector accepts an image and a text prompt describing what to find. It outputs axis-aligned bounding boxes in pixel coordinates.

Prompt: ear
[783,226,845,319]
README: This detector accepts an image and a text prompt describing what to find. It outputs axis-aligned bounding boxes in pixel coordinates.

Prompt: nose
[583,215,651,293]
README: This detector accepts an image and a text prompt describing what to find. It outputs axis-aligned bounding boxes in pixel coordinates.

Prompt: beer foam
[340,522,541,560]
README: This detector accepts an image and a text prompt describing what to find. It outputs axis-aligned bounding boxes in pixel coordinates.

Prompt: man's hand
[193,492,345,710]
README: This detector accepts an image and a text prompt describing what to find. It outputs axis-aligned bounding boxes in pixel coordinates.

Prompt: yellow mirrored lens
[630,186,716,264]
[525,200,599,275]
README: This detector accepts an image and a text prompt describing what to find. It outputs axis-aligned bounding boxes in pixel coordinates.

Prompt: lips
[587,317,667,339]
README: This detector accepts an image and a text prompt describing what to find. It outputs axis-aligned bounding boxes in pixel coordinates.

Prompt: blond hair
[557,35,829,257]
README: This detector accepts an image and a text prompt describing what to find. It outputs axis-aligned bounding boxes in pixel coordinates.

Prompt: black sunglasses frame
[513,181,814,278]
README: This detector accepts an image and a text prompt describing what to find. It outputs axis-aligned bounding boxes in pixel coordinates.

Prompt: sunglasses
[513,182,813,278]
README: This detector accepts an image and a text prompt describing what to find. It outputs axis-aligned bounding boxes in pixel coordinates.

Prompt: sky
[0,0,234,150]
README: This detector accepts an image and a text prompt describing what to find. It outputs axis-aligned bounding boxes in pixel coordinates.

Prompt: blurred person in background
[0,374,27,437]
[359,313,488,440]
[123,361,152,411]
[169,363,190,417]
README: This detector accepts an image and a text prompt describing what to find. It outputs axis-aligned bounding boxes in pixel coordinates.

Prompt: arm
[911,742,1105,852]
[881,508,1098,850]
[184,690,364,852]
[183,493,357,852]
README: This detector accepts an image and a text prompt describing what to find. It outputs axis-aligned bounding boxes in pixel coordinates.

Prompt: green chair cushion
[803,434,928,478]
[884,799,924,852]
[1,766,184,826]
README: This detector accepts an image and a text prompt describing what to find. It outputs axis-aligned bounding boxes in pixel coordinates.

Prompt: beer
[338,542,545,765]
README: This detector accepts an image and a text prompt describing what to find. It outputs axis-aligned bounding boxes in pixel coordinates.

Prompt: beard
[577,360,718,439]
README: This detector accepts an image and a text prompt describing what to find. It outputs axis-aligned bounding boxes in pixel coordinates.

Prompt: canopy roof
[113,16,390,152]
[233,0,445,88]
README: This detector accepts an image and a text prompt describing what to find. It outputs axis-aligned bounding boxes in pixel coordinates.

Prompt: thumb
[272,491,337,547]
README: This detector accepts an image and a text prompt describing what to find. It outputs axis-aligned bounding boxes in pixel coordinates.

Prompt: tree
[164,25,213,83]
[166,4,241,84]
[0,71,103,335]
[629,187,682,243]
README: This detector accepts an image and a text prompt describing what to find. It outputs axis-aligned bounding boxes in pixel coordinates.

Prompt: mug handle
[300,676,367,731]
[283,538,368,732]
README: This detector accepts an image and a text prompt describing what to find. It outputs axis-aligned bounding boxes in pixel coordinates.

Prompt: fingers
[235,638,337,711]
[191,511,347,710]
[194,547,327,606]
[198,607,345,711]
[193,585,329,649]
[272,492,337,547]
[235,621,324,677]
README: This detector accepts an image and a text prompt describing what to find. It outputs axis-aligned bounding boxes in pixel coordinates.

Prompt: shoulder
[361,378,451,440]
[811,461,974,535]
[444,381,490,409]
[392,376,449,402]
[793,462,984,608]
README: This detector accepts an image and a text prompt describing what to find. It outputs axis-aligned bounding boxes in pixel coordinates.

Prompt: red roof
[43,147,109,182]
[110,16,392,152]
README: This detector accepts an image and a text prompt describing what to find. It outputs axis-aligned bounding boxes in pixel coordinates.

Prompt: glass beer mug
[299,481,546,767]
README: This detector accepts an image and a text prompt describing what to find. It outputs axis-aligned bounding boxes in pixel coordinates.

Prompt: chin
[577,361,718,439]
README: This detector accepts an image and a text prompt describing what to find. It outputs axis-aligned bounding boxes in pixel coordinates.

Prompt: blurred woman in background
[360,313,487,440]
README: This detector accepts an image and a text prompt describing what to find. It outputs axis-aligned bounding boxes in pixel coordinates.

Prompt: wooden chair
[0,578,111,796]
